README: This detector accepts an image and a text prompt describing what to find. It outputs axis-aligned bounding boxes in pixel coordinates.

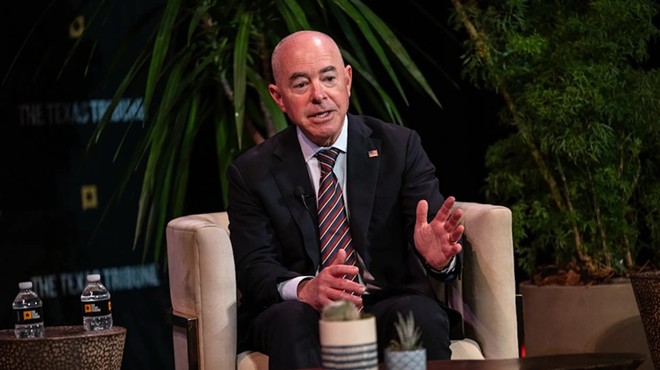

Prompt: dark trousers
[246,294,452,370]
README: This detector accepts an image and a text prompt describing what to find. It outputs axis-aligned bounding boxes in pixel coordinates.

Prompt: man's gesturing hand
[297,249,365,311]
[414,196,464,270]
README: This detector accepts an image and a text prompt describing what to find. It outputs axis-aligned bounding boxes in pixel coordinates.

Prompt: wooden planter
[520,280,653,370]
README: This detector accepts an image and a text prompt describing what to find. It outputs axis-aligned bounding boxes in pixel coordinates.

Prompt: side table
[0,325,126,370]
[422,352,646,370]
[298,351,646,370]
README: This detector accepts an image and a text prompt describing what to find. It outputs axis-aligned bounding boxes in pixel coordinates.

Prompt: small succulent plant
[387,311,423,351]
[321,300,361,321]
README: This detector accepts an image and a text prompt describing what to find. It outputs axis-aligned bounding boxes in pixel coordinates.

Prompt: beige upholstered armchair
[166,202,519,370]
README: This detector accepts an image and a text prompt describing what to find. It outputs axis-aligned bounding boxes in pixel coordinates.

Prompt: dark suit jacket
[227,113,463,343]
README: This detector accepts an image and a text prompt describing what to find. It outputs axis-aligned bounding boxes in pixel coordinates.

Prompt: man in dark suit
[227,30,464,370]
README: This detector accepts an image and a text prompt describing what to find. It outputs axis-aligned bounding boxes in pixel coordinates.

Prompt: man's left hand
[414,196,464,270]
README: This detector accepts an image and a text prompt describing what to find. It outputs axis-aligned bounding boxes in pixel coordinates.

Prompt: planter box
[319,316,378,370]
[385,348,426,370]
[520,280,653,370]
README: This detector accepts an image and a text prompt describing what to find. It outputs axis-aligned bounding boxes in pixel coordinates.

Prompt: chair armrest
[451,202,519,359]
[167,212,237,370]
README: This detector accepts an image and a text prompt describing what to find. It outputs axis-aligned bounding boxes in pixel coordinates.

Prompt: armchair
[166,202,519,370]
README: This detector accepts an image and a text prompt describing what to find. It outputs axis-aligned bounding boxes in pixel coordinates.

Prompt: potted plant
[384,311,426,370]
[450,0,660,365]
[319,300,378,370]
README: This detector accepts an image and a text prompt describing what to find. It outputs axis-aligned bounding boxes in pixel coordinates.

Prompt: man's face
[269,34,352,147]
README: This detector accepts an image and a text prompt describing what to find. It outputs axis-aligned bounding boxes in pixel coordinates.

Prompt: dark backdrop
[0,2,505,369]
[377,3,504,203]
[0,1,173,369]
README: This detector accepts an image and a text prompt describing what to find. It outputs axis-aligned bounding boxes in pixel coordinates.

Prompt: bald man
[227,30,465,369]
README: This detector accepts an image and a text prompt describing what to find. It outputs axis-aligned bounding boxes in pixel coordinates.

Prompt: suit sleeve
[401,130,463,282]
[227,162,299,308]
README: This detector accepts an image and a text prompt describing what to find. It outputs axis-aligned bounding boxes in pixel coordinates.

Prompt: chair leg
[172,310,200,370]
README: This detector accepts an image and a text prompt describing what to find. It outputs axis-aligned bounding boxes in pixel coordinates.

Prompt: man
[227,30,464,369]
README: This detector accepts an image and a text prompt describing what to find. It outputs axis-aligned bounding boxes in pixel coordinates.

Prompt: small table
[409,353,645,370]
[300,352,645,370]
[0,325,126,370]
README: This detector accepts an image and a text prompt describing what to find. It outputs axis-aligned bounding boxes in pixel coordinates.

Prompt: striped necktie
[317,148,356,270]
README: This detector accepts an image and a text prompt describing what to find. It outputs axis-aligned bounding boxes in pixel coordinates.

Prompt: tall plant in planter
[83,0,443,261]
[450,0,660,283]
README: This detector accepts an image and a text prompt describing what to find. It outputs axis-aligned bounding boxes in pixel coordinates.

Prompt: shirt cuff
[278,275,313,300]
[426,255,456,274]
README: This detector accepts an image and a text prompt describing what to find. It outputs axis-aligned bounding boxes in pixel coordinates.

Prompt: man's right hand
[296,249,365,311]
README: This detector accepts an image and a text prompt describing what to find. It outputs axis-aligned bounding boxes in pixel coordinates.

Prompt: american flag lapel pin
[368,149,378,158]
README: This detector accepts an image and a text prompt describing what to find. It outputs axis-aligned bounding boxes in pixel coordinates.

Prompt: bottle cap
[87,274,101,282]
[18,281,33,289]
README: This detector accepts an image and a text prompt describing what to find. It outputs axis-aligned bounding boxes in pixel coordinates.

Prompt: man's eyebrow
[320,66,337,74]
[288,72,308,82]
[288,66,337,82]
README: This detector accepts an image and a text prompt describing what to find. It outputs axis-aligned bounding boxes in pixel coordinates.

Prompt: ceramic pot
[384,348,426,370]
[319,316,378,370]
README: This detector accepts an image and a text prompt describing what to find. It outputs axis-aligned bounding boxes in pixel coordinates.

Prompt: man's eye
[293,81,307,89]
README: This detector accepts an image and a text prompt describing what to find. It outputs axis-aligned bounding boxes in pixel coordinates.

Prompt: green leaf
[352,0,441,107]
[233,11,252,150]
[144,0,183,112]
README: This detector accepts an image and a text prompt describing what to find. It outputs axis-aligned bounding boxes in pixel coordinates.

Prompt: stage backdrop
[0,2,516,369]
[1,1,174,369]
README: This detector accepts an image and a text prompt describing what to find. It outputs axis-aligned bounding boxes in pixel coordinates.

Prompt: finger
[416,199,429,227]
[330,264,360,278]
[342,293,362,308]
[329,249,347,266]
[320,263,360,283]
[336,277,366,295]
[329,290,363,307]
[447,224,465,245]
[445,208,464,231]
[435,196,456,222]
[449,241,463,256]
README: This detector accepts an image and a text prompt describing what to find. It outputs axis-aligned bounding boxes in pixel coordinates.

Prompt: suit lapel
[271,128,321,267]
[346,114,380,267]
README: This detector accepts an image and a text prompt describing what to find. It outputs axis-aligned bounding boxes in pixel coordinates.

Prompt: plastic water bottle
[12,281,45,339]
[81,274,113,331]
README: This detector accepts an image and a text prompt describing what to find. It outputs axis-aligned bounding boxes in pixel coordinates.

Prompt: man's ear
[344,64,353,97]
[268,84,286,113]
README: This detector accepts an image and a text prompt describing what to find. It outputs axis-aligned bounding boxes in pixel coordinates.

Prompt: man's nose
[310,81,327,102]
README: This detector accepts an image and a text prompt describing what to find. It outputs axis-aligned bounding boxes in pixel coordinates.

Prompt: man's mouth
[313,111,330,118]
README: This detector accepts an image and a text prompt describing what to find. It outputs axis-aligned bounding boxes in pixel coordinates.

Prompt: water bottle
[81,274,113,331]
[12,281,45,339]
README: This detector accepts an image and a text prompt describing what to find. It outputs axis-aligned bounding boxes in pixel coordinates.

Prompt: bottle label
[15,307,44,324]
[81,299,112,317]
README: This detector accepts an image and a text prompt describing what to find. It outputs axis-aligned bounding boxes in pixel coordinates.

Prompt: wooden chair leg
[171,310,199,370]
